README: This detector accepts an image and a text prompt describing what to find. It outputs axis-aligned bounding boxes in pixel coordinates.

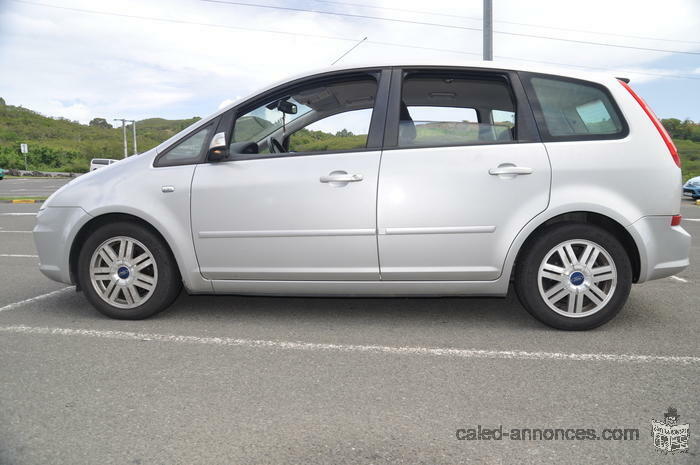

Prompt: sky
[0,0,699,125]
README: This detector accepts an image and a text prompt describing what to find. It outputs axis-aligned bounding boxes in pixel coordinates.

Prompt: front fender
[48,152,212,293]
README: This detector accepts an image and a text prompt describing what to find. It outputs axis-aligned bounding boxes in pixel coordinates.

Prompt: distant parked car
[34,61,691,330]
[90,158,118,171]
[0,168,4,179]
[683,176,700,199]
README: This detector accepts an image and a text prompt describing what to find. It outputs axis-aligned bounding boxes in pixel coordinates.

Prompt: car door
[191,70,390,281]
[377,68,550,281]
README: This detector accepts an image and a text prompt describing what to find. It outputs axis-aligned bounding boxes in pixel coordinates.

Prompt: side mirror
[208,132,229,161]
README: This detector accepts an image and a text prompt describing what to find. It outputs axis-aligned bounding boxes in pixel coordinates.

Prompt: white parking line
[0,254,38,258]
[0,231,32,234]
[669,276,689,283]
[0,213,37,216]
[0,287,72,313]
[0,324,697,365]
[684,218,700,222]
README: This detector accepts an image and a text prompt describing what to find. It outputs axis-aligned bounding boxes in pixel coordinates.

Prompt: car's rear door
[376,67,550,281]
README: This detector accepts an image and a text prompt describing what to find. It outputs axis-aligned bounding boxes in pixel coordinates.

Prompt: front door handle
[488,165,534,176]
[320,171,363,183]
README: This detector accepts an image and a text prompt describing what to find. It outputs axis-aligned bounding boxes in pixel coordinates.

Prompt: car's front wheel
[515,223,632,330]
[77,221,182,319]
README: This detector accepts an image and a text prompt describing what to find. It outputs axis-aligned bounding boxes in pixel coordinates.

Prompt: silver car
[34,61,691,330]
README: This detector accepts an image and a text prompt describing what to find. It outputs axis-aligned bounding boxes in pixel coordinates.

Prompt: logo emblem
[651,407,689,454]
[117,266,130,279]
[569,271,585,286]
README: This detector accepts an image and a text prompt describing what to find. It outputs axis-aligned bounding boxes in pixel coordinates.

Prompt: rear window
[91,159,109,165]
[524,75,626,140]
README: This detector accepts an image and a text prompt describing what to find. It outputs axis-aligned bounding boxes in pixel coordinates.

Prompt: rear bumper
[33,206,91,285]
[627,216,691,283]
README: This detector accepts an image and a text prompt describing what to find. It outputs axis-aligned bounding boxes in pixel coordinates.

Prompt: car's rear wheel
[515,223,632,330]
[77,221,182,319]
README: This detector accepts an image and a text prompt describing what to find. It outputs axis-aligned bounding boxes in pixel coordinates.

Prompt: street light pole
[129,120,138,155]
[114,118,128,158]
[483,0,493,61]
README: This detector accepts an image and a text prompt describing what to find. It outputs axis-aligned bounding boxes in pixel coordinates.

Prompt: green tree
[661,118,683,138]
[89,117,112,129]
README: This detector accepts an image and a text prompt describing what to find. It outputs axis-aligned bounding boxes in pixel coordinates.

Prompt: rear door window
[396,73,517,148]
[523,74,627,140]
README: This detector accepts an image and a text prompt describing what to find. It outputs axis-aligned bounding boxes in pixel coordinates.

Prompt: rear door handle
[320,171,363,183]
[488,165,533,176]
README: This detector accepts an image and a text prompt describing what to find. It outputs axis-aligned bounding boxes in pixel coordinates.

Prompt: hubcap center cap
[117,266,130,279]
[569,271,585,286]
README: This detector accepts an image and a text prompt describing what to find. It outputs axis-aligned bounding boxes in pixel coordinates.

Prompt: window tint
[398,75,516,147]
[528,76,624,138]
[231,77,378,156]
[158,124,213,165]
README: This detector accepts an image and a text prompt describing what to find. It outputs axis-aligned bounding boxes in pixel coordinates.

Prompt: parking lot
[0,177,71,199]
[0,178,698,464]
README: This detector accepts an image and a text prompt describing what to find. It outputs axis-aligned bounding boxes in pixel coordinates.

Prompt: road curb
[1,199,45,204]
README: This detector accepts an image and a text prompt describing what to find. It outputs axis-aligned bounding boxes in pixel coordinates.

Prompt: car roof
[304,59,613,82]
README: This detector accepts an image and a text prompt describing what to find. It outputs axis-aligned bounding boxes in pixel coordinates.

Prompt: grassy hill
[676,139,700,182]
[0,102,199,172]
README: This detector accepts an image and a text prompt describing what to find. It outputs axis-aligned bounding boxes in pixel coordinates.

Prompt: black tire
[77,221,182,319]
[514,222,632,330]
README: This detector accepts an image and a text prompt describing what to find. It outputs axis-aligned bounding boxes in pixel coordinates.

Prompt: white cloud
[45,101,91,123]
[218,97,242,109]
[0,0,698,123]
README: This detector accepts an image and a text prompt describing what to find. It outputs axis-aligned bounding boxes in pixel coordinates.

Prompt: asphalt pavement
[0,177,71,198]
[0,186,698,465]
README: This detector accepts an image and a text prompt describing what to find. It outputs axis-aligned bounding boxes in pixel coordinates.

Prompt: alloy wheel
[537,239,617,318]
[89,236,158,309]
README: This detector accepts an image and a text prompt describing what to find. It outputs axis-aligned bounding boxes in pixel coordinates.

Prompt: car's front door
[191,70,389,281]
[377,68,550,281]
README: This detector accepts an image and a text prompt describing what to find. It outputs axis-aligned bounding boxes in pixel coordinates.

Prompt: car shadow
[38,282,671,341]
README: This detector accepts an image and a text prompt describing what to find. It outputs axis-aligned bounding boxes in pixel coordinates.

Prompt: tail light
[618,80,681,168]
[671,215,682,227]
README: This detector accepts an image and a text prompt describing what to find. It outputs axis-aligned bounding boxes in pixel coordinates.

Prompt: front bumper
[33,206,91,284]
[627,216,691,282]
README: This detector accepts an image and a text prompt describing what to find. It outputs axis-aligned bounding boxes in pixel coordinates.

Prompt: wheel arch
[69,212,180,290]
[511,211,641,283]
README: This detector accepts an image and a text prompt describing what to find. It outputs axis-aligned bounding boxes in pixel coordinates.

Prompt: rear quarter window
[522,74,627,141]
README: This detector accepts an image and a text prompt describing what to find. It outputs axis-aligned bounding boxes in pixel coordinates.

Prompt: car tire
[77,221,182,319]
[514,222,632,331]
